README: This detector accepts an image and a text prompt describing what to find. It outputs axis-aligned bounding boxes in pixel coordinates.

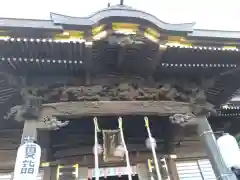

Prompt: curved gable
[50,5,195,32]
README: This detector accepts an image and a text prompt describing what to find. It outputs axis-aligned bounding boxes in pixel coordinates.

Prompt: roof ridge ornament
[107,0,125,7]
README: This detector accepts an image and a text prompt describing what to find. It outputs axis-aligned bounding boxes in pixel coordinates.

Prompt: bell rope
[93,117,100,180]
[118,117,132,180]
[144,116,162,180]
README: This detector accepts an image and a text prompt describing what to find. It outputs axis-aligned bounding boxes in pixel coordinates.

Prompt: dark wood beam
[84,42,92,85]
[39,101,193,122]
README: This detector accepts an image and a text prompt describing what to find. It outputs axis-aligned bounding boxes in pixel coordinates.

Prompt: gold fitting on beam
[56,165,62,180]
[73,164,79,178]
[147,159,154,172]
[144,116,149,128]
[40,162,50,167]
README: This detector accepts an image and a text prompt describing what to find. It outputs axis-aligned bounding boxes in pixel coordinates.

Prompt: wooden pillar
[50,166,57,180]
[166,157,179,180]
[43,167,51,180]
[12,120,39,180]
[78,167,89,180]
[21,120,38,144]
[137,163,149,180]
[40,130,52,180]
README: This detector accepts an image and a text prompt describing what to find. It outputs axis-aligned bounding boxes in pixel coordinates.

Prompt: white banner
[13,142,41,180]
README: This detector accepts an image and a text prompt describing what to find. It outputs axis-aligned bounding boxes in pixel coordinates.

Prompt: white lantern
[114,145,125,158]
[93,144,103,155]
[145,137,157,149]
[14,142,41,180]
[217,133,240,168]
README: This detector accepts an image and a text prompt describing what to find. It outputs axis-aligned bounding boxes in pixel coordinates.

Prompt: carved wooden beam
[38,101,193,121]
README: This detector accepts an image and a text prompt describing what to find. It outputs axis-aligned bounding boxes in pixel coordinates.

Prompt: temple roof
[0,5,239,40]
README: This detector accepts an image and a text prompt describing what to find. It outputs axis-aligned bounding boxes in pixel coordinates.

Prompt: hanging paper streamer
[117,167,121,177]
[89,166,137,179]
[132,166,136,176]
[109,166,115,177]
[104,168,107,178]
[88,168,92,179]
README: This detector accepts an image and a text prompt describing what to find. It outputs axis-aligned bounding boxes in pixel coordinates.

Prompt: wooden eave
[0,5,238,45]
[0,43,239,110]
[0,40,239,75]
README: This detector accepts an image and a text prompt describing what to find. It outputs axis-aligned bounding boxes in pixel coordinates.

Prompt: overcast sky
[0,0,239,31]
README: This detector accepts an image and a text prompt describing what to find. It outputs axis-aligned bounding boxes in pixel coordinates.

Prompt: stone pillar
[166,157,179,180]
[197,116,237,180]
[21,120,38,144]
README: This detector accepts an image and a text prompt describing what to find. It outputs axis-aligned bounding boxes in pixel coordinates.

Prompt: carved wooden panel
[38,101,193,123]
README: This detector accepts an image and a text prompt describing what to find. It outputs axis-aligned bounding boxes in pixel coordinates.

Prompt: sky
[0,0,239,31]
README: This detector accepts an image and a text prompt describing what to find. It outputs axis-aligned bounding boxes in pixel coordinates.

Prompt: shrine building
[0,3,239,180]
